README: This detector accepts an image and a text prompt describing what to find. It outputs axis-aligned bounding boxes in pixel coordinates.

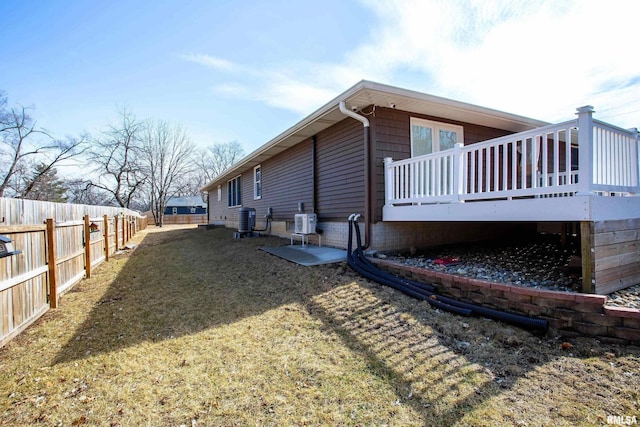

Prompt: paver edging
[370,258,639,343]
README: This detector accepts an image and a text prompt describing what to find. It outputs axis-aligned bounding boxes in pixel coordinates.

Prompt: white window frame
[217,185,221,202]
[253,165,262,200]
[410,118,464,157]
[227,175,242,207]
[172,207,178,215]
[190,207,196,214]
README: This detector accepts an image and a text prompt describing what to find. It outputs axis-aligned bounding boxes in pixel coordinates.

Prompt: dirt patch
[0,226,638,426]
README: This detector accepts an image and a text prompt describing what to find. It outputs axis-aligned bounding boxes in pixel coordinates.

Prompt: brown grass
[1,225,638,426]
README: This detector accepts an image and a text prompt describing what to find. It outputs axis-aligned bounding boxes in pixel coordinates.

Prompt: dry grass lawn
[1,225,638,426]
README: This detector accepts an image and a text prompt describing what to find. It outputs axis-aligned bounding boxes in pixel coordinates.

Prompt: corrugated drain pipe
[339,101,371,249]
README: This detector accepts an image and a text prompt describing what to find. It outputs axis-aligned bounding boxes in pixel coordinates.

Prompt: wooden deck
[382,107,640,294]
[383,107,639,222]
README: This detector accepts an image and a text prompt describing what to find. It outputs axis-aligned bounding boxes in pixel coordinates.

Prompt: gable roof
[201,80,549,192]
[166,196,206,208]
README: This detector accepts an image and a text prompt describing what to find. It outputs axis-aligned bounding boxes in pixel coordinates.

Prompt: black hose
[347,216,548,332]
[252,217,271,233]
[347,219,472,315]
[351,219,435,292]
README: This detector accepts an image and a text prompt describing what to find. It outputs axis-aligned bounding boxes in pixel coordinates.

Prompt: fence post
[576,106,595,195]
[103,214,109,262]
[84,214,91,279]
[114,215,119,252]
[46,218,58,308]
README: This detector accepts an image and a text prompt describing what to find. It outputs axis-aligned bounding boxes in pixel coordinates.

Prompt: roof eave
[200,80,549,192]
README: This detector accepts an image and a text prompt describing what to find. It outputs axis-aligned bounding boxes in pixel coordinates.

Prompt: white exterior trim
[383,195,640,222]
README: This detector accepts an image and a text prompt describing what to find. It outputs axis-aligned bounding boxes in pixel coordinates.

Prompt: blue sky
[1,0,639,160]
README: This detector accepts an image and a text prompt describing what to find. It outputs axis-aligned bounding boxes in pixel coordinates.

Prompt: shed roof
[201,80,549,192]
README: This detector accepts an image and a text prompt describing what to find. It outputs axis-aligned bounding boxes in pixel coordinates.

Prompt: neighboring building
[201,80,640,294]
[164,196,207,216]
[159,196,208,225]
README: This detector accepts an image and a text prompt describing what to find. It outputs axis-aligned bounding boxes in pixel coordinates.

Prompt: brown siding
[370,106,514,221]
[259,141,313,220]
[316,118,365,220]
[208,141,314,223]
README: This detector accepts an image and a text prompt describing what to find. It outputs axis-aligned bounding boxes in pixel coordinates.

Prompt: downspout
[339,101,371,249]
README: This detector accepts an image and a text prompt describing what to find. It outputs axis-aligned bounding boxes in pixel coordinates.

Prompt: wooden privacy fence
[0,198,147,347]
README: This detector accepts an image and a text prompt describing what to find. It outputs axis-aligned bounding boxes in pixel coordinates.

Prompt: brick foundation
[372,258,640,343]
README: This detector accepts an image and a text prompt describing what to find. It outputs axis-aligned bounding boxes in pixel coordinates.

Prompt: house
[201,80,640,295]
[160,196,208,225]
[164,196,207,216]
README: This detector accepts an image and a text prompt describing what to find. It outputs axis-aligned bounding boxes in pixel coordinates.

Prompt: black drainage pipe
[349,215,435,293]
[347,216,472,315]
[347,216,548,332]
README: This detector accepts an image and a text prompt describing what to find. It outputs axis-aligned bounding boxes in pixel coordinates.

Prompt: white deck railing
[385,107,639,206]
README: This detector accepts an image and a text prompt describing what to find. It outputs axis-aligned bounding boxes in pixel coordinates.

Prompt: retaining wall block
[572,302,607,314]
[581,312,624,328]
[507,292,534,304]
[623,318,640,329]
[604,306,640,319]
[512,302,545,316]
[610,327,640,342]
[532,297,575,310]
[573,322,609,337]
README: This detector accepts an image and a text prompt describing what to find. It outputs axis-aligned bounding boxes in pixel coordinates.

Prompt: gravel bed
[607,284,640,310]
[382,236,640,310]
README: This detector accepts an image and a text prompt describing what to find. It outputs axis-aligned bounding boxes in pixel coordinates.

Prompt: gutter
[339,101,371,249]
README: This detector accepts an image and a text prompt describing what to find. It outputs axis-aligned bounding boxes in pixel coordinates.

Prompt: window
[410,118,463,157]
[227,175,242,207]
[172,207,178,215]
[217,185,221,202]
[190,207,196,213]
[254,165,262,199]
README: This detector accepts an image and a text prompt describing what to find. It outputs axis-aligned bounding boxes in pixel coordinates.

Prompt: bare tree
[141,119,195,226]
[89,108,146,208]
[17,134,88,198]
[0,91,86,197]
[195,141,244,184]
[65,178,113,206]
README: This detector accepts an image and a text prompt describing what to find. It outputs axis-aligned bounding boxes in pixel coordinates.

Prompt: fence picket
[0,197,147,347]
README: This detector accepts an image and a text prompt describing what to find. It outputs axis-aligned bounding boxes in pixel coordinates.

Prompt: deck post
[580,221,594,293]
[576,106,595,195]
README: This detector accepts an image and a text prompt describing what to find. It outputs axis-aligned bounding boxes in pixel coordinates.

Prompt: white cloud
[186,0,640,128]
[351,0,640,127]
[181,53,236,71]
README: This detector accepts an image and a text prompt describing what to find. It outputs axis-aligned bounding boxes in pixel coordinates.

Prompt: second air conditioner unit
[294,213,316,234]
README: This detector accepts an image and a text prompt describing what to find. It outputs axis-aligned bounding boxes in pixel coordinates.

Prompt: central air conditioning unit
[294,213,316,234]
